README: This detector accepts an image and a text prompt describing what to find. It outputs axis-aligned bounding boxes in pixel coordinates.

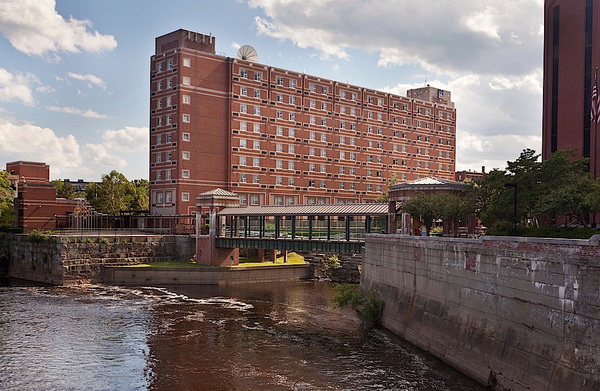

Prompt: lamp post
[504,183,518,235]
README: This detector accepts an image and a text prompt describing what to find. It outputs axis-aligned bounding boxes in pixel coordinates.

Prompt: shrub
[332,284,384,325]
[27,230,55,243]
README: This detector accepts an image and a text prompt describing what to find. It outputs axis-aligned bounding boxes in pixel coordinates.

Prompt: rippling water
[0,280,484,391]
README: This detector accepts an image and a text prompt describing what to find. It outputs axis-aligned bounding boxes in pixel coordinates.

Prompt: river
[0,279,484,391]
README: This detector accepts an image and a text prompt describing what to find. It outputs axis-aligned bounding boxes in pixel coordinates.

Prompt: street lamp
[504,183,518,235]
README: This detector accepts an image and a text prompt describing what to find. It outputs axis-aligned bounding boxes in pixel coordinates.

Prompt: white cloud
[0,117,143,179]
[47,105,107,118]
[66,72,106,89]
[0,117,82,175]
[248,0,543,76]
[101,126,148,153]
[0,67,36,106]
[0,0,117,60]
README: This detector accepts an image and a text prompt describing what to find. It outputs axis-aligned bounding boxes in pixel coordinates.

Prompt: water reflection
[0,280,484,391]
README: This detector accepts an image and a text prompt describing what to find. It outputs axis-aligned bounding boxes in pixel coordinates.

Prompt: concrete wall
[6,234,195,285]
[362,234,600,391]
[103,264,310,285]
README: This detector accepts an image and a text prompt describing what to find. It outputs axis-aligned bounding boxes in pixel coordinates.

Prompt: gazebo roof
[389,176,467,202]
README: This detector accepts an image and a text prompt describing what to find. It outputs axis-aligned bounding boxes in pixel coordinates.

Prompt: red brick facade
[6,161,83,232]
[149,29,457,215]
[542,0,600,175]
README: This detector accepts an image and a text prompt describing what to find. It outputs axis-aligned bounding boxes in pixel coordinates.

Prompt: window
[277,76,284,86]
[253,175,260,184]
[182,193,190,202]
[241,86,248,96]
[167,59,173,69]
[321,149,327,157]
[240,173,247,183]
[253,157,260,167]
[183,132,190,141]
[253,123,261,133]
[166,151,172,161]
[288,161,295,170]
[320,164,327,173]
[320,118,327,126]
[182,151,190,160]
[309,147,316,156]
[254,89,261,98]
[253,140,260,150]
[276,143,283,153]
[253,106,260,116]
[289,112,295,121]
[156,134,162,144]
[321,86,328,94]
[320,180,326,188]
[240,121,247,131]
[239,156,247,166]
[183,95,190,104]
[340,90,346,99]
[310,83,316,92]
[276,176,283,185]
[288,144,295,153]
[240,104,247,114]
[166,115,172,125]
[289,96,295,105]
[157,80,163,90]
[240,69,248,78]
[309,131,316,140]
[157,192,164,203]
[254,72,262,81]
[182,170,190,178]
[157,99,162,109]
[309,163,316,172]
[167,78,173,88]
[166,133,172,143]
[308,179,315,187]
[250,195,259,205]
[290,79,297,89]
[310,115,316,125]
[183,58,191,67]
[156,152,162,162]
[277,110,284,119]
[276,159,283,169]
[276,126,284,136]
[321,133,327,142]
[183,114,190,123]
[166,192,172,203]
[289,128,295,138]
[276,94,283,102]
[240,139,247,148]
[182,77,190,86]
[156,62,163,72]
[288,177,295,186]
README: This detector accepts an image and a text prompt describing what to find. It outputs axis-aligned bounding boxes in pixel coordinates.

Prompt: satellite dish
[237,45,259,62]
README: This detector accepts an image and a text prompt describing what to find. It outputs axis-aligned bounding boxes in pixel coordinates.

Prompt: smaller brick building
[6,161,85,232]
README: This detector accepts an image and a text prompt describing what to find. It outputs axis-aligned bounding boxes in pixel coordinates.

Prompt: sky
[0,0,544,181]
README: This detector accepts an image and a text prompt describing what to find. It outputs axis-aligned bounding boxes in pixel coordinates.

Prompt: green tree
[85,171,135,215]
[401,192,441,234]
[0,170,15,227]
[375,172,399,203]
[129,179,149,211]
[52,180,85,199]
[437,193,473,237]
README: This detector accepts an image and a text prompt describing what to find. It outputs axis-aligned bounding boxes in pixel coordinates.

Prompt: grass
[127,261,210,268]
[235,252,305,267]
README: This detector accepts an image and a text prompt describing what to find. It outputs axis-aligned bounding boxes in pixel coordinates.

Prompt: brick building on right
[542,0,600,175]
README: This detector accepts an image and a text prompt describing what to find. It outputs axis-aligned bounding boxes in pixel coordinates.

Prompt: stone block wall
[303,252,362,283]
[7,234,196,285]
[362,234,600,391]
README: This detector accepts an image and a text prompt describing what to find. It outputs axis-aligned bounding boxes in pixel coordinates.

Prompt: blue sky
[0,0,544,181]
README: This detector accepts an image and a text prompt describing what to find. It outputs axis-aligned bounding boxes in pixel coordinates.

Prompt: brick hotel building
[542,0,600,174]
[149,29,456,215]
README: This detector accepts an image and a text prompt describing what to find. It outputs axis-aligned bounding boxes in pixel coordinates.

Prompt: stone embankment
[362,234,600,391]
[5,234,195,284]
[303,252,362,283]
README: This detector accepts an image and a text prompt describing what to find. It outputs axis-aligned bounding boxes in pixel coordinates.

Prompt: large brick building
[542,0,600,175]
[149,29,457,215]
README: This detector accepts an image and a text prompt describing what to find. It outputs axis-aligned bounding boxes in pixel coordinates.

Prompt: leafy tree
[52,180,85,199]
[402,192,442,234]
[437,193,474,237]
[85,171,135,215]
[375,172,399,203]
[0,170,15,227]
[129,179,149,211]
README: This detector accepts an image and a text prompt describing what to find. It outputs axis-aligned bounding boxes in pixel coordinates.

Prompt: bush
[522,226,598,239]
[27,230,56,243]
[486,220,514,236]
[332,284,384,325]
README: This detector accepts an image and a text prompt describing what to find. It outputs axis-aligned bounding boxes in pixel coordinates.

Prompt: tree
[375,172,399,203]
[129,179,149,211]
[0,170,15,227]
[85,171,135,215]
[437,193,474,237]
[52,180,85,200]
[401,192,441,234]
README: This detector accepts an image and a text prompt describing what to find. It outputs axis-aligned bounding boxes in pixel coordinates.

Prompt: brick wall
[362,234,600,391]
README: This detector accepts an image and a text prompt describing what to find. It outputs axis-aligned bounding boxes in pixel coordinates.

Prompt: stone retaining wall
[103,264,310,285]
[6,234,195,284]
[362,234,600,391]
[303,252,362,283]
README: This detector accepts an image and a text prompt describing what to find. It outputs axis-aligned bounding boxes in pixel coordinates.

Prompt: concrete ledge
[103,264,311,285]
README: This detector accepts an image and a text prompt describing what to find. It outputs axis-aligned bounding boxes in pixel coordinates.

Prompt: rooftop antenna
[237,45,259,62]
